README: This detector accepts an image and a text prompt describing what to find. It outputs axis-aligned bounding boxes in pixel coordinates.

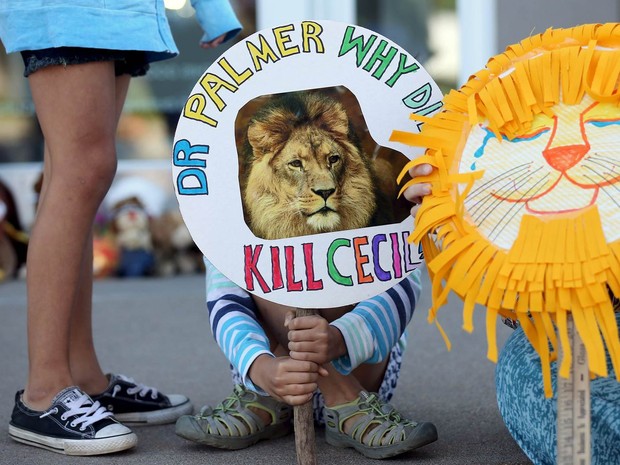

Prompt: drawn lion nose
[542,144,589,172]
[313,188,335,200]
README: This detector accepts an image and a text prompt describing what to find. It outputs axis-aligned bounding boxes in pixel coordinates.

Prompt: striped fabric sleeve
[330,268,422,374]
[205,259,273,394]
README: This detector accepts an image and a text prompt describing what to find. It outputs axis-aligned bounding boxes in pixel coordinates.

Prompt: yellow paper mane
[393,23,620,396]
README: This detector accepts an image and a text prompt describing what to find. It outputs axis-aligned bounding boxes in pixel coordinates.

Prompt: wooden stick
[557,315,591,465]
[293,308,318,465]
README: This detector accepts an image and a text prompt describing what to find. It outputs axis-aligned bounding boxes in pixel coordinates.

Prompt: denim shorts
[20,47,150,78]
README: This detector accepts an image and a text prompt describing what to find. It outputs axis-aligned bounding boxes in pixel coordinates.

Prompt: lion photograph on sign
[236,86,410,240]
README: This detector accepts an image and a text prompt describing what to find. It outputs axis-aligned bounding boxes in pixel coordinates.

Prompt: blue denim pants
[496,313,620,465]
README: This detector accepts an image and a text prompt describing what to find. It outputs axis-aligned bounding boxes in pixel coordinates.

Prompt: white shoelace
[116,374,159,400]
[41,394,113,431]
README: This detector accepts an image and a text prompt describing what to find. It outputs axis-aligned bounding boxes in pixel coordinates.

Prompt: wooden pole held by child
[294,308,318,465]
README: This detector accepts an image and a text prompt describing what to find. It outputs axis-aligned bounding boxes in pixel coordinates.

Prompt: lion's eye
[328,154,340,165]
[289,160,303,168]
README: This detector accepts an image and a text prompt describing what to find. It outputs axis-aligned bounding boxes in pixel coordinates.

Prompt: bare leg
[23,62,120,410]
[69,74,131,395]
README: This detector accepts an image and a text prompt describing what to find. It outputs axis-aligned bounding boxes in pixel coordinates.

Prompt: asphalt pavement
[0,268,531,465]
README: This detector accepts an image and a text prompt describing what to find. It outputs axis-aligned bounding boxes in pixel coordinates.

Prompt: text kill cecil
[242,233,423,294]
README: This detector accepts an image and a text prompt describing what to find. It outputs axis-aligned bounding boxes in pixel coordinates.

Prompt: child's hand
[200,33,227,49]
[402,163,433,216]
[285,312,346,365]
[248,354,324,405]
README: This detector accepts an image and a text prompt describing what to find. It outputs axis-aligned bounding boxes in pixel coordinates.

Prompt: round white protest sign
[172,20,442,308]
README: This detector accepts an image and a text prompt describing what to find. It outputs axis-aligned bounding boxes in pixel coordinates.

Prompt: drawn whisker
[467,183,513,221]
[488,203,527,243]
[467,163,532,198]
[582,167,620,209]
[468,165,545,223]
[584,157,620,182]
[587,153,620,166]
[583,164,620,191]
[486,175,550,242]
[466,166,534,214]
[469,173,529,223]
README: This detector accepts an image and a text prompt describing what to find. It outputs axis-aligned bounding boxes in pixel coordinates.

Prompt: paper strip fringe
[392,23,620,397]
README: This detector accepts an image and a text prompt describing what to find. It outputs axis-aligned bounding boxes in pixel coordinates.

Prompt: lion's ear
[247,115,292,157]
[312,99,349,138]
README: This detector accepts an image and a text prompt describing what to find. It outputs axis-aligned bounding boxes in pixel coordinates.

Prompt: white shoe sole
[9,424,138,456]
[113,400,193,425]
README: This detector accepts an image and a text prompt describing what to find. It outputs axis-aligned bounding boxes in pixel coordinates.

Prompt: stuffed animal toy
[110,197,155,277]
[0,200,17,282]
[91,210,119,279]
[0,180,28,281]
[150,209,204,277]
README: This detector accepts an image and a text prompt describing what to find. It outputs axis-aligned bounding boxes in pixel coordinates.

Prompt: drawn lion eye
[288,159,303,169]
[585,118,620,128]
[328,154,340,165]
[511,127,550,142]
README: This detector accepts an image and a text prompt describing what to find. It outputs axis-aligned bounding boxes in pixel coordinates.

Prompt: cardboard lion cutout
[394,23,620,396]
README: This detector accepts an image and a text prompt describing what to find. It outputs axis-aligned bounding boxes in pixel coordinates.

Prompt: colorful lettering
[390,232,403,279]
[247,34,280,72]
[327,238,353,286]
[241,231,421,294]
[338,26,377,67]
[173,139,209,195]
[270,246,284,290]
[372,234,391,281]
[217,57,253,85]
[353,236,374,284]
[386,54,420,88]
[284,246,303,291]
[303,243,323,290]
[362,40,398,80]
[199,73,238,112]
[403,83,443,116]
[301,21,324,53]
[183,94,218,127]
[402,231,419,272]
[273,24,300,57]
[244,245,271,292]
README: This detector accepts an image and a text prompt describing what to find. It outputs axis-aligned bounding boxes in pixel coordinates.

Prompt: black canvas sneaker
[9,386,137,456]
[91,374,193,425]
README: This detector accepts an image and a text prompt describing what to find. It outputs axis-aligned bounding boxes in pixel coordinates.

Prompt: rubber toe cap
[95,423,134,439]
[175,415,205,442]
[168,394,190,408]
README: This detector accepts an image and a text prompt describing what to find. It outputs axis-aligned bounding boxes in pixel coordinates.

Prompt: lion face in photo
[241,91,385,240]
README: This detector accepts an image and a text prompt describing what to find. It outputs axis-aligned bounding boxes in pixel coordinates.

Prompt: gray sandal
[324,391,437,459]
[175,385,292,450]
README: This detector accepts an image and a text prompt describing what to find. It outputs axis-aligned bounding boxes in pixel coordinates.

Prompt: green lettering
[338,26,377,67]
[327,239,353,286]
[386,53,420,87]
[362,40,398,80]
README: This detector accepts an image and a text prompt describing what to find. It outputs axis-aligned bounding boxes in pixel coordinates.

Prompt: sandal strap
[204,406,264,436]
[325,391,417,446]
[197,385,291,438]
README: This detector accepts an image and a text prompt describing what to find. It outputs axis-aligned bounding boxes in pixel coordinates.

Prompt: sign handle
[557,315,591,465]
[293,308,318,465]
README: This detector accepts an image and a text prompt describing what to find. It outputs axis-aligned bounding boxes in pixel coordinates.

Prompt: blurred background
[0,0,618,281]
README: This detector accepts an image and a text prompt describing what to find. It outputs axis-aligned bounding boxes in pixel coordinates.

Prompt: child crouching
[175,259,437,459]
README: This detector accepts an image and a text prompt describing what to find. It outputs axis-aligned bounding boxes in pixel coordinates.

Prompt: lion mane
[240,91,392,240]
